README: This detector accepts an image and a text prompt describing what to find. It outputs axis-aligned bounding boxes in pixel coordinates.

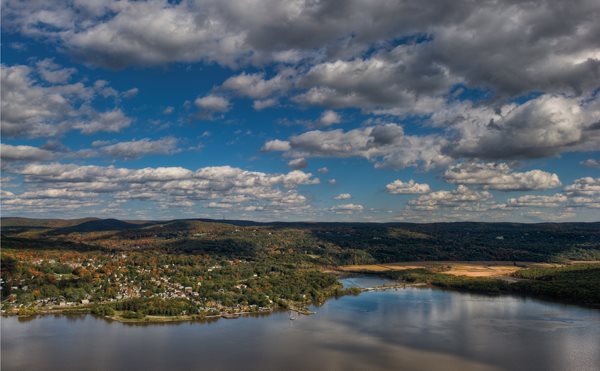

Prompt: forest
[378,264,600,306]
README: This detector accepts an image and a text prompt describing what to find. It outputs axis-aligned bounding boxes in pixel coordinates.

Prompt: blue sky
[1,0,599,222]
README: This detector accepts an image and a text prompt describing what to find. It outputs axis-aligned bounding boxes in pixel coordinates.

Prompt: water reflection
[2,279,599,371]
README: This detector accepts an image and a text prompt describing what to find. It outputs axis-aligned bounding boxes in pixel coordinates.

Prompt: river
[2,277,599,371]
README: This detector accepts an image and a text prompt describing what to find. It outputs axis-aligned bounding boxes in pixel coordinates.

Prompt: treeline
[4,220,599,264]
[114,298,196,316]
[378,264,600,306]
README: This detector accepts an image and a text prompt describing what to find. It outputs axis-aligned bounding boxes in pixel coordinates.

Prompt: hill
[1,217,599,263]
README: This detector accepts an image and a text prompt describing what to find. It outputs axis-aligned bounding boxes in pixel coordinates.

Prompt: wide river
[2,277,599,371]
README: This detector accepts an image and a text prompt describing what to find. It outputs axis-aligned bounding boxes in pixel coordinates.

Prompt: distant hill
[1,217,99,229]
[2,217,599,262]
[52,219,152,234]
[4,216,600,230]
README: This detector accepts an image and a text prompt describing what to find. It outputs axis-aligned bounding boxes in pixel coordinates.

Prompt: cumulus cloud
[334,193,351,200]
[317,167,329,174]
[386,179,431,194]
[287,157,308,169]
[565,177,600,197]
[502,178,600,210]
[581,159,600,168]
[506,194,567,208]
[262,139,291,152]
[294,47,450,116]
[408,185,492,211]
[122,88,139,98]
[2,163,320,214]
[221,70,294,99]
[18,189,99,200]
[36,58,76,83]
[266,93,599,169]
[330,203,363,214]
[444,162,561,191]
[444,95,600,160]
[3,0,600,222]
[195,95,231,112]
[316,110,341,127]
[253,98,277,110]
[6,0,597,102]
[1,63,133,138]
[94,137,179,159]
[73,109,132,134]
[1,138,180,164]
[207,202,234,209]
[266,123,451,170]
[0,144,55,162]
[563,177,600,208]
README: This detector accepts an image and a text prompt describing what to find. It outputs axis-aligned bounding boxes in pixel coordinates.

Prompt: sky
[1,0,599,223]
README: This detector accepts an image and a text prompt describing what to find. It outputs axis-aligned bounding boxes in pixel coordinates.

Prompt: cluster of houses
[1,253,275,317]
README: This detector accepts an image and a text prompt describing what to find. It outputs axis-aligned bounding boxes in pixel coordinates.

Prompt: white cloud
[503,178,600,210]
[330,203,363,213]
[268,123,451,170]
[95,137,179,159]
[221,70,294,99]
[581,159,600,168]
[386,179,431,194]
[334,193,351,200]
[408,185,492,210]
[564,177,600,197]
[444,162,561,191]
[36,58,76,83]
[287,157,308,169]
[564,177,600,208]
[506,194,567,208]
[253,98,277,110]
[0,144,55,162]
[122,88,139,98]
[294,48,450,116]
[195,95,231,112]
[1,63,132,138]
[316,110,341,127]
[73,109,132,134]
[262,139,291,152]
[207,202,234,209]
[18,189,98,200]
[3,163,320,214]
[445,95,600,160]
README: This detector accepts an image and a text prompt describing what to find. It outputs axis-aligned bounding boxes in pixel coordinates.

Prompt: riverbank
[4,262,599,323]
[5,283,600,371]
[1,291,333,323]
[348,263,600,308]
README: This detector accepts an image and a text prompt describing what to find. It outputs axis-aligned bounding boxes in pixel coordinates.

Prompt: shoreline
[0,280,396,323]
[4,263,599,323]
[3,281,598,324]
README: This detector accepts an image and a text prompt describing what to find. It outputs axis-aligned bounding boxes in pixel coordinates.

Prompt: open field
[338,261,565,278]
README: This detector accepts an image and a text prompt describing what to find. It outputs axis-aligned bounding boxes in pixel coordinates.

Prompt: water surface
[2,278,599,371]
